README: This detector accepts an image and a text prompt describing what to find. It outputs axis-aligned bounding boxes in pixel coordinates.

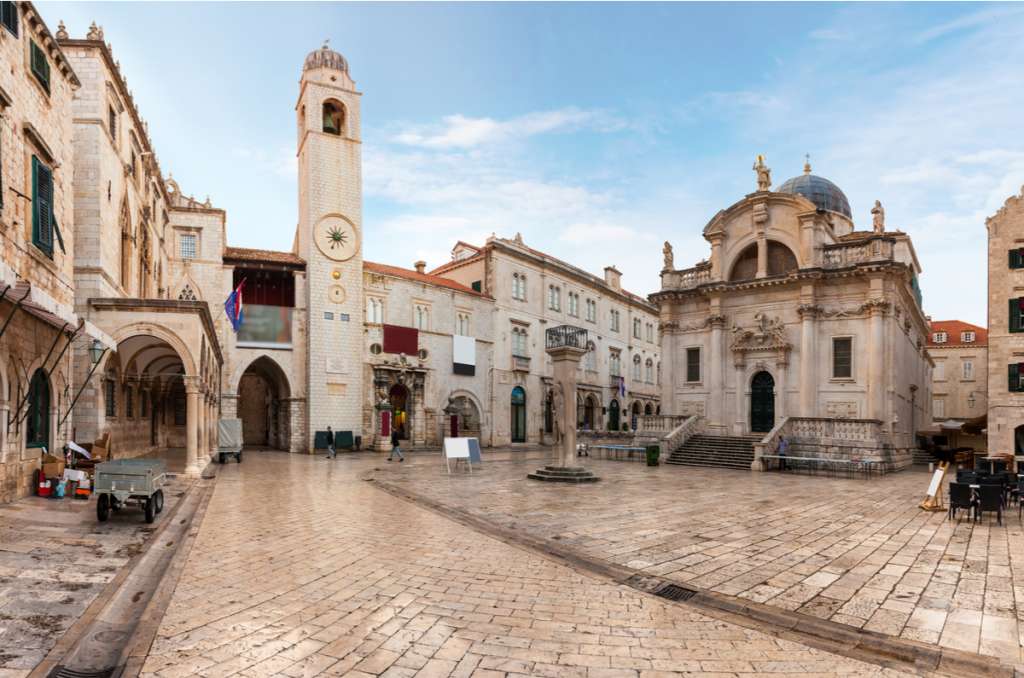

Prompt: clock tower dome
[296,42,364,444]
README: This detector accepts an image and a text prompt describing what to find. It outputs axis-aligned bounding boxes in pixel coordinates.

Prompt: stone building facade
[926,320,986,450]
[431,236,661,446]
[654,160,932,468]
[986,187,1024,455]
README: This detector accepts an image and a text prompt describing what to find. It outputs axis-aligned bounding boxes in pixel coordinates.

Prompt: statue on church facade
[662,241,674,270]
[753,155,771,192]
[871,200,885,233]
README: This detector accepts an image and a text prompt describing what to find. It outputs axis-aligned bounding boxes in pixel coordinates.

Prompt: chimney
[414,260,427,274]
[604,266,621,291]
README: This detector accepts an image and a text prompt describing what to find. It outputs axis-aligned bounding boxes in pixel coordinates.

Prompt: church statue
[753,155,771,191]
[871,200,885,233]
[551,383,565,444]
[662,241,674,270]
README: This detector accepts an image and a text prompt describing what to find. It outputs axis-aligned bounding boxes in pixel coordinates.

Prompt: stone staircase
[666,433,760,470]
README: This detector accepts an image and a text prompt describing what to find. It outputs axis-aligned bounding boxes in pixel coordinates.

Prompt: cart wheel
[154,489,164,514]
[97,494,110,522]
[237,451,243,463]
[219,453,225,464]
[144,497,156,524]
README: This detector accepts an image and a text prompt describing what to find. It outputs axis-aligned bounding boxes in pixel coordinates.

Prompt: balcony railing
[237,304,293,348]
[661,262,713,291]
[511,354,531,372]
[609,373,624,388]
[546,324,588,350]
[822,237,895,269]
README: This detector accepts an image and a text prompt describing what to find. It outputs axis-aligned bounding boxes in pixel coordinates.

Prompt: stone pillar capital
[708,314,727,329]
[183,375,202,394]
[797,304,821,319]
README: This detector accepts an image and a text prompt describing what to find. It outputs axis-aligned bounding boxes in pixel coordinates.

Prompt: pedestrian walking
[388,428,404,462]
[325,426,336,459]
[778,435,788,471]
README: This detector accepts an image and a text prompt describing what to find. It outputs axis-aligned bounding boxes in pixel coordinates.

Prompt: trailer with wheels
[218,418,243,464]
[94,459,166,524]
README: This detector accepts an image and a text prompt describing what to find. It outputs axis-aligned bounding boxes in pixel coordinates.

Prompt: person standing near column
[325,426,336,459]
[388,427,404,462]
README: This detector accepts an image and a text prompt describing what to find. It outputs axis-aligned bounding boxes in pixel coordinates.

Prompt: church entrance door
[750,371,775,433]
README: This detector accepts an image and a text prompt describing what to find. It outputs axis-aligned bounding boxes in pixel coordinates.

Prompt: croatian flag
[224,279,245,332]
[618,376,626,398]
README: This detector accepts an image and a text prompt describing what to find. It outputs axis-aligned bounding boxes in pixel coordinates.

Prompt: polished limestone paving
[374,452,1024,665]
[140,450,913,677]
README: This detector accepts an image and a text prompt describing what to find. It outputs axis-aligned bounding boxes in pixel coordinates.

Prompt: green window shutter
[31,156,53,256]
[1011,250,1019,269]
[0,2,18,37]
[1011,364,1021,393]
[30,41,50,94]
[1011,298,1022,333]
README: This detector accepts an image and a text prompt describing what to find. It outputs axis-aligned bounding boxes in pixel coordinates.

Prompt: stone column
[798,304,818,417]
[709,314,725,427]
[184,377,200,476]
[867,301,888,421]
[734,358,746,435]
[776,357,788,420]
[756,238,768,278]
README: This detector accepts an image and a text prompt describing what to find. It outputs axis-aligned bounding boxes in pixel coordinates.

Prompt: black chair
[979,476,1005,509]
[975,457,990,472]
[993,460,1009,475]
[1017,477,1024,519]
[948,482,976,521]
[976,484,1003,525]
[957,470,977,484]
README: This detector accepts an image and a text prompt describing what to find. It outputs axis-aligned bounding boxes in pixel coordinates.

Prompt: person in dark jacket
[388,428,404,462]
[325,426,336,459]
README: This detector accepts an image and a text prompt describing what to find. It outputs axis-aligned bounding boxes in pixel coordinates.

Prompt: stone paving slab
[141,451,915,677]
[0,474,192,676]
[373,453,1024,666]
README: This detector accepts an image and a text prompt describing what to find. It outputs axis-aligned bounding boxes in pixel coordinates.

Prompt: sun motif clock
[314,215,359,261]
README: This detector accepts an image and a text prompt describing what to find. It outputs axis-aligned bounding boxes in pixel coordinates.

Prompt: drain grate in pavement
[48,664,114,677]
[654,583,698,602]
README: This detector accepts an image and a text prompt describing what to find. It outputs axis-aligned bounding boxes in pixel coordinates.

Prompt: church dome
[777,172,852,218]
[304,42,348,73]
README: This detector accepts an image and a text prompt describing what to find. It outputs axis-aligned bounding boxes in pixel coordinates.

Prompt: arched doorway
[750,371,775,433]
[584,395,597,430]
[26,368,50,451]
[237,356,291,450]
[449,395,481,438]
[608,399,620,431]
[510,386,526,442]
[630,401,641,430]
[390,384,410,440]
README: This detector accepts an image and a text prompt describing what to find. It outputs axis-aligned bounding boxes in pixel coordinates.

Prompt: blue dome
[777,173,852,218]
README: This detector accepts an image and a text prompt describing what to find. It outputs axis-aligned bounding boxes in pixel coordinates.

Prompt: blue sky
[46,2,1024,325]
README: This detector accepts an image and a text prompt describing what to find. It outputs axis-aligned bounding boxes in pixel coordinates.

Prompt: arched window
[730,241,798,281]
[26,369,50,449]
[510,386,527,442]
[512,272,527,301]
[366,297,383,323]
[645,358,654,383]
[414,304,430,330]
[322,100,345,136]
[632,354,642,381]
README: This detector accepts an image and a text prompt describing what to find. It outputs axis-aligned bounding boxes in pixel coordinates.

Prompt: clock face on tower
[314,215,360,261]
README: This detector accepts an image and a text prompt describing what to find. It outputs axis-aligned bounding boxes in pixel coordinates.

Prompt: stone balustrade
[822,237,895,269]
[753,416,910,474]
[661,262,712,290]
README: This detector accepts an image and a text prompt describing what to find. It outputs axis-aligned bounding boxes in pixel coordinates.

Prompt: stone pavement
[0,472,191,677]
[140,450,914,677]
[374,454,1024,666]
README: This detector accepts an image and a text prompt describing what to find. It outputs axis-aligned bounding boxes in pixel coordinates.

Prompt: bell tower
[296,42,364,445]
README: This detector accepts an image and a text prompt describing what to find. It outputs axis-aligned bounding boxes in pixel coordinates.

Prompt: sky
[45,1,1024,326]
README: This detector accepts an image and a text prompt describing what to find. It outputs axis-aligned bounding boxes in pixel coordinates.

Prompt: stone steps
[527,465,601,483]
[666,434,758,470]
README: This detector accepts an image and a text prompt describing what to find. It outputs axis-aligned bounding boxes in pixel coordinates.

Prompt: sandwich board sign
[467,437,482,463]
[443,437,472,474]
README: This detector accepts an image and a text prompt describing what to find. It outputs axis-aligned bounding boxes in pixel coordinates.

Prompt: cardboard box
[41,455,65,478]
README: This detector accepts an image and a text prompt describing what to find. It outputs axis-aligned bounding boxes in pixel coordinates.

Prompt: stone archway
[390,383,411,440]
[750,371,775,433]
[237,356,292,450]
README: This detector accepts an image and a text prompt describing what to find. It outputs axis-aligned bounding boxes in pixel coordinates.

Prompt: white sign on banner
[443,437,472,474]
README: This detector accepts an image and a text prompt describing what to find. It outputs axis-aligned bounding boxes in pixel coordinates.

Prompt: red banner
[383,324,418,355]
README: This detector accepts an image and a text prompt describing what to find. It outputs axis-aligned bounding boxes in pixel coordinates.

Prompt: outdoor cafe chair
[976,484,1003,525]
[948,482,976,522]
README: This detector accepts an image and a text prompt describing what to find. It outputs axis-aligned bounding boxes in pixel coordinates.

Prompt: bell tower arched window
[322,100,345,136]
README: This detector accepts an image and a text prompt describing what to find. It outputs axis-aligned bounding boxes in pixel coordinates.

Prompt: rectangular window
[609,351,621,377]
[31,156,54,257]
[1010,363,1024,392]
[686,347,701,382]
[1010,248,1024,270]
[108,105,118,141]
[832,337,853,379]
[633,318,641,339]
[961,331,975,343]
[1,1,18,37]
[104,379,116,417]
[962,360,974,380]
[179,233,197,259]
[1010,299,1024,333]
[646,323,654,343]
[610,309,619,332]
[30,41,50,94]
[934,361,945,381]
[932,398,945,419]
[932,332,947,343]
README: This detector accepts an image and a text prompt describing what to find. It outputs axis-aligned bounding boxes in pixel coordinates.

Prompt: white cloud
[914,6,1024,44]
[391,107,621,149]
[560,223,652,245]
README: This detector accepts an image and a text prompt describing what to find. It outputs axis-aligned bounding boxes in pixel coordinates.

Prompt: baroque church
[654,157,933,470]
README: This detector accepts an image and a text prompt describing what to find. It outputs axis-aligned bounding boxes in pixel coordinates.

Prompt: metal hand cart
[218,419,243,464]
[94,459,166,523]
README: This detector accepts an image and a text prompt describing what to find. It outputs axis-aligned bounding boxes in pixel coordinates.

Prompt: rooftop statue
[753,155,771,192]
[871,200,885,233]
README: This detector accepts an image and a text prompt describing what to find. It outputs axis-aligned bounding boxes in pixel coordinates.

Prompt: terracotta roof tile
[223,247,305,267]
[927,320,987,347]
[364,261,486,296]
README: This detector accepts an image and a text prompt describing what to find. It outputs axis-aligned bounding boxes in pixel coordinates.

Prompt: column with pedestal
[184,377,200,476]
[528,326,599,483]
[733,357,746,435]
[867,300,888,421]
[798,304,818,417]
[709,313,725,428]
